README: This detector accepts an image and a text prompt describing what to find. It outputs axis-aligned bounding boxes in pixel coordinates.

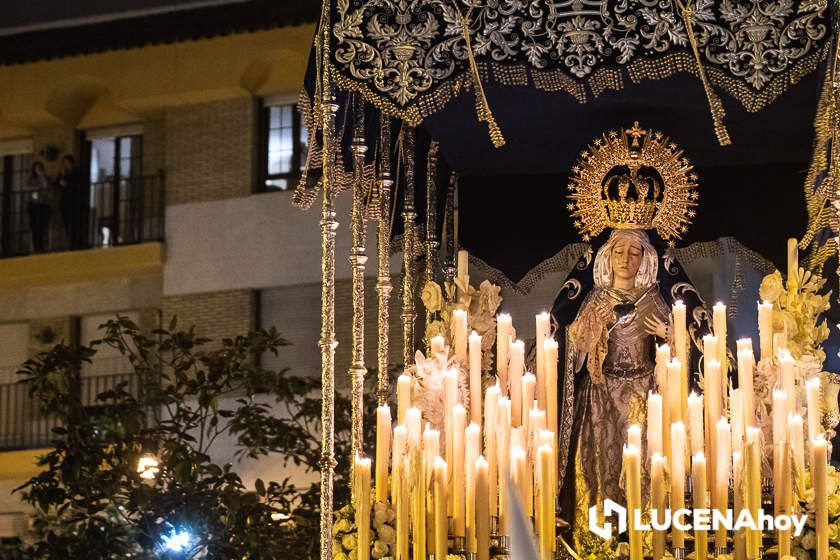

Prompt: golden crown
[567,122,699,244]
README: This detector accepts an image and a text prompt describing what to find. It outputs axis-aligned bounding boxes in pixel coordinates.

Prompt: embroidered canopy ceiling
[330,0,830,124]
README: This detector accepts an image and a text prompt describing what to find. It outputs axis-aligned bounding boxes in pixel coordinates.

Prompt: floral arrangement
[421,277,503,373]
[791,466,840,560]
[759,268,832,365]
[333,499,397,560]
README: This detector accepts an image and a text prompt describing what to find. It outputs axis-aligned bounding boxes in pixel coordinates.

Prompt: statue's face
[611,237,643,283]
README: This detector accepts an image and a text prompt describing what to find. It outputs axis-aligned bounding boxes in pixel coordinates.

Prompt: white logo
[588,501,808,540]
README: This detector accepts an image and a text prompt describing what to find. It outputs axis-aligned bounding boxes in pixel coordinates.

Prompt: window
[259,102,308,191]
[0,152,34,256]
[86,133,143,247]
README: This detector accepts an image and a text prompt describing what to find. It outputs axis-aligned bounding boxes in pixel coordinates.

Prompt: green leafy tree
[5,316,366,559]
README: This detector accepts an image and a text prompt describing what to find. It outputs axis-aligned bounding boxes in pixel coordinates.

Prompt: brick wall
[164,97,254,205]
[162,289,256,346]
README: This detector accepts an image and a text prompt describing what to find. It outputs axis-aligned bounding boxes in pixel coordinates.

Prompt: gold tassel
[459,4,505,148]
[678,1,732,147]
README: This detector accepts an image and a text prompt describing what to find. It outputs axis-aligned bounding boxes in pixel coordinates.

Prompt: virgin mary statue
[551,123,709,549]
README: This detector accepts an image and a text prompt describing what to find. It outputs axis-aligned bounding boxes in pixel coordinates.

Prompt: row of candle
[621,297,830,560]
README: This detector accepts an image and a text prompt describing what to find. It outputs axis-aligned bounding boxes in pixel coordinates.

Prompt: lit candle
[544,338,559,463]
[787,238,799,292]
[713,302,728,378]
[647,391,663,459]
[452,404,467,536]
[535,312,550,409]
[736,345,756,429]
[453,309,468,364]
[788,413,806,496]
[391,426,407,505]
[624,444,643,560]
[732,450,745,560]
[444,369,458,461]
[731,388,744,455]
[655,344,671,391]
[484,384,500,517]
[715,417,731,548]
[745,428,762,557]
[406,408,422,450]
[397,374,412,425]
[670,421,687,549]
[496,313,512,395]
[773,389,788,445]
[423,425,440,480]
[627,423,642,453]
[538,444,554,560]
[469,331,483,425]
[430,335,445,358]
[509,340,525,427]
[521,373,536,435]
[812,433,829,560]
[673,301,688,417]
[651,453,667,560]
[687,391,704,457]
[355,456,372,560]
[758,300,773,362]
[667,357,683,427]
[433,457,448,560]
[692,451,708,560]
[475,456,490,560]
[779,351,796,417]
[465,423,481,553]
[510,447,528,518]
[806,376,823,445]
[529,403,546,448]
[705,358,721,488]
[497,397,511,536]
[375,405,392,503]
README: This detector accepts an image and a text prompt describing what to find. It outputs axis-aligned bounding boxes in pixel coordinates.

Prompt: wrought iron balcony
[0,172,164,257]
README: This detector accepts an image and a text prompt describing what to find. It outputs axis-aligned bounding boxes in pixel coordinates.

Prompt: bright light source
[137,453,159,480]
[161,529,193,552]
[271,512,291,522]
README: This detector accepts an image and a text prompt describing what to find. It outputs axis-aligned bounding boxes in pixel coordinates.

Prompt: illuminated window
[259,102,307,191]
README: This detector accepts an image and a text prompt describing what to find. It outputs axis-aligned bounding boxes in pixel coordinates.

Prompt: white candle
[535,312,550,409]
[732,450,745,560]
[787,238,799,292]
[509,340,525,427]
[465,423,481,552]
[391,426,407,502]
[758,300,773,362]
[673,301,688,417]
[713,302,728,377]
[484,384,500,516]
[651,453,667,560]
[521,373,536,435]
[453,309,468,365]
[406,408,422,450]
[788,413,806,496]
[458,249,469,280]
[395,454,409,560]
[469,330,483,425]
[423,425,440,481]
[779,351,796,417]
[705,358,721,487]
[451,404,467,536]
[544,338,559,463]
[647,391,663,459]
[529,403,546,448]
[511,447,527,515]
[627,423,642,454]
[355,456,372,560]
[496,313,512,394]
[703,333,719,371]
[812,434,829,560]
[624,444,643,560]
[433,457,448,560]
[806,376,822,445]
[715,417,731,547]
[475,457,490,560]
[687,391,704,457]
[497,397,511,535]
[430,335,445,358]
[444,368,458,461]
[773,389,788,444]
[736,345,756,428]
[375,405,392,503]
[731,387,744,455]
[776,440,792,557]
[537,444,554,560]
[667,357,683,426]
[397,374,412,425]
[692,451,708,560]
[670,421,687,548]
[745,428,762,557]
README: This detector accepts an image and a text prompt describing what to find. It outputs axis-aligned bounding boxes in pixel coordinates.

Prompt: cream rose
[477,280,502,315]
[421,281,443,312]
[760,270,784,303]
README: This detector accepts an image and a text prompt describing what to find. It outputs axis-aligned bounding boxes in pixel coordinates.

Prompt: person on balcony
[26,161,53,252]
[56,155,87,249]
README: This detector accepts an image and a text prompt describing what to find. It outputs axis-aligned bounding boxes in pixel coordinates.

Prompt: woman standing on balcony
[57,155,86,249]
[26,161,52,252]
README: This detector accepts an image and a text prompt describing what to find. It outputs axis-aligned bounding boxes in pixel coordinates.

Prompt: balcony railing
[0,367,140,451]
[1,172,164,257]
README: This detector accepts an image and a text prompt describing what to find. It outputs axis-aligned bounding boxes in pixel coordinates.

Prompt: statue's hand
[644,316,668,339]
